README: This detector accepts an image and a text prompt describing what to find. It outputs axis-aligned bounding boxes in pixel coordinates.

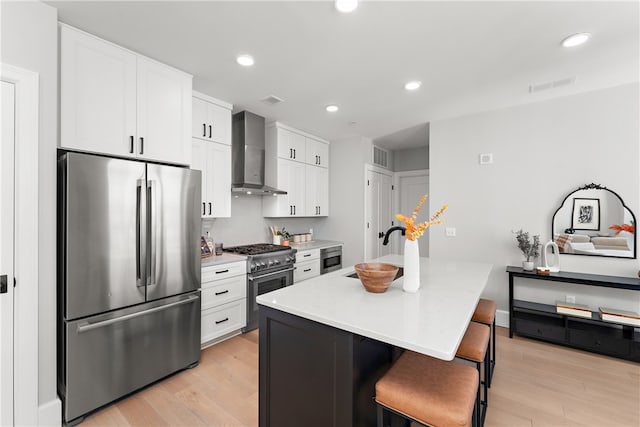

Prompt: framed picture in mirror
[572,198,600,230]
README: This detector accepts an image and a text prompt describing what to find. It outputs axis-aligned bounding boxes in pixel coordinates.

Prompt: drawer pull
[215,290,229,296]
[303,254,311,257]
[215,269,229,274]
[303,268,311,272]
[215,317,229,325]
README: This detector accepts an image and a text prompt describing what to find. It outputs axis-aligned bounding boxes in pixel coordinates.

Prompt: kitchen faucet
[382,226,406,246]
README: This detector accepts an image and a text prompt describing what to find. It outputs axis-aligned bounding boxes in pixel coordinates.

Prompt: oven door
[245,267,293,332]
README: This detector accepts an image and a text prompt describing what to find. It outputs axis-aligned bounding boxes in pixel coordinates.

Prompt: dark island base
[259,305,405,427]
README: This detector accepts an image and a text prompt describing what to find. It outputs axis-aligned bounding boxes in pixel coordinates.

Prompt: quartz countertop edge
[257,254,493,360]
[201,253,247,267]
[289,239,343,251]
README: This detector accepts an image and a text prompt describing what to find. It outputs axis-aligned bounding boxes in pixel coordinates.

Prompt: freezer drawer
[61,293,201,424]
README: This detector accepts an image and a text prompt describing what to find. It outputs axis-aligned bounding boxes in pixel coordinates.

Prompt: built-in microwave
[320,246,342,274]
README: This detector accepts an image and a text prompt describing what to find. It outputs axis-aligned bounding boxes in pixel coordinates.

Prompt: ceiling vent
[529,77,576,93]
[261,95,284,105]
[373,145,390,169]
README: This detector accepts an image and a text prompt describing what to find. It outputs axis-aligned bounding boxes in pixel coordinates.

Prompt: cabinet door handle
[303,268,311,273]
[203,123,207,137]
[139,137,144,155]
[293,205,296,215]
[215,290,229,295]
[202,202,206,215]
[318,206,320,215]
[215,317,229,325]
[318,156,321,165]
[289,205,292,215]
[208,202,212,215]
[215,269,229,274]
[303,254,311,257]
[293,149,296,159]
[209,124,212,139]
[130,135,134,153]
[290,148,293,159]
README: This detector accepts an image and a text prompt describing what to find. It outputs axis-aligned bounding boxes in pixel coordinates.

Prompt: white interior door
[365,168,393,260]
[396,172,429,256]
[1,80,16,426]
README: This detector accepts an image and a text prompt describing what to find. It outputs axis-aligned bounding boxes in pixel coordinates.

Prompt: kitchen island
[257,255,492,427]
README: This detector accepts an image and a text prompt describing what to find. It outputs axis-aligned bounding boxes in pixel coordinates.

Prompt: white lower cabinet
[201,260,247,347]
[294,249,321,283]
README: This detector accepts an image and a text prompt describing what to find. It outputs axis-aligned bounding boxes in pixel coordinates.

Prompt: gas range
[223,243,296,274]
[223,243,297,333]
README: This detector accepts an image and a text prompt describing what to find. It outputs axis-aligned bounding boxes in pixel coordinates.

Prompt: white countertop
[201,253,247,268]
[257,254,493,360]
[289,239,343,251]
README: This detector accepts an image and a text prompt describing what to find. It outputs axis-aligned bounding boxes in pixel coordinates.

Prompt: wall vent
[373,145,389,169]
[260,95,284,105]
[529,76,576,93]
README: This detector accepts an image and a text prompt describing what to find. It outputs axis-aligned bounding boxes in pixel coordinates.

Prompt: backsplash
[202,195,329,247]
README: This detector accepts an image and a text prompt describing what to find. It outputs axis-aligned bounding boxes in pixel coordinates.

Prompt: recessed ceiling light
[326,105,339,112]
[404,81,422,91]
[236,54,254,66]
[335,0,358,13]
[561,33,591,48]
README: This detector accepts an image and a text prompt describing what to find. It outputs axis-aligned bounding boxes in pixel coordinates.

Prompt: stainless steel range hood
[231,111,286,196]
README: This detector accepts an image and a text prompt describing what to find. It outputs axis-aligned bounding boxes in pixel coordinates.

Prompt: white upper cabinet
[306,166,329,217]
[136,56,191,163]
[191,139,231,218]
[306,138,329,168]
[192,92,232,145]
[60,24,192,165]
[264,122,330,217]
[276,127,306,162]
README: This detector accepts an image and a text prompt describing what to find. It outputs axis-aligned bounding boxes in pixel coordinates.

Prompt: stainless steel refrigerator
[57,152,202,425]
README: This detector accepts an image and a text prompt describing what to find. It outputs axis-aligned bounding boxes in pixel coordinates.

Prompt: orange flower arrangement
[609,223,635,235]
[396,194,448,241]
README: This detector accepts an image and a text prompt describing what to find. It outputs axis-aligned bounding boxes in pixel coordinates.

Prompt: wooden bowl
[354,263,399,293]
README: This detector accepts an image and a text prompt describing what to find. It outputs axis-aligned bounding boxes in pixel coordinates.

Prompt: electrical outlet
[566,295,576,304]
[445,227,456,237]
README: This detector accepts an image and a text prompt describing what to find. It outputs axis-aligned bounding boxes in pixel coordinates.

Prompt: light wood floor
[82,327,639,427]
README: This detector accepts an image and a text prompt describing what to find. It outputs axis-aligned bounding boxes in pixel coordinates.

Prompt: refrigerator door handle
[147,180,157,287]
[136,178,146,288]
[76,295,199,333]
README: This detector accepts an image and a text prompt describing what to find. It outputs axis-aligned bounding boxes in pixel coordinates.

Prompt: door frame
[1,63,40,424]
[363,164,393,261]
[392,169,429,254]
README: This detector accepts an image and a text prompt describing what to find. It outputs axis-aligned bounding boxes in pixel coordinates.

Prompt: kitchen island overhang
[257,255,493,427]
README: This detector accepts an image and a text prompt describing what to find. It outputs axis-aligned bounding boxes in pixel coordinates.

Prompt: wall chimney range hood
[231,111,286,196]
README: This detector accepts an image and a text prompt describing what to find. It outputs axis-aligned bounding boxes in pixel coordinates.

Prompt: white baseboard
[38,398,61,426]
[496,309,509,328]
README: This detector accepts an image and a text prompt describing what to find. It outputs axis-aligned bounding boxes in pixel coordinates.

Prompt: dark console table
[507,266,640,362]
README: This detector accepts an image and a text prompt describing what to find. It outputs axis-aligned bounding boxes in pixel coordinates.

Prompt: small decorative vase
[522,260,534,271]
[272,235,281,245]
[403,239,420,293]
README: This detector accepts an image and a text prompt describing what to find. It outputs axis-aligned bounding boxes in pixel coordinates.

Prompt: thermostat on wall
[479,153,493,165]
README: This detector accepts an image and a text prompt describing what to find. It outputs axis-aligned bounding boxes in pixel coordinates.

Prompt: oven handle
[248,268,293,281]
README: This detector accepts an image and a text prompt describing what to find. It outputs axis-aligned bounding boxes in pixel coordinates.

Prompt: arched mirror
[552,183,636,259]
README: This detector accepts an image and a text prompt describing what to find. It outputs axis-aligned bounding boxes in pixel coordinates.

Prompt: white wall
[429,83,640,313]
[326,136,373,267]
[393,146,429,172]
[0,0,60,422]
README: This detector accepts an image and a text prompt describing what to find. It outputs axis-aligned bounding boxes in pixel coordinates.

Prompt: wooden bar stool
[471,298,497,386]
[375,350,479,427]
[455,322,490,426]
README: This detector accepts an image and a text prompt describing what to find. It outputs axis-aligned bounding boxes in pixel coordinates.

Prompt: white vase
[522,260,534,271]
[403,239,420,293]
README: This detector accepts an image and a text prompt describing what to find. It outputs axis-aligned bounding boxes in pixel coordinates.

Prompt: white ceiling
[47,1,639,149]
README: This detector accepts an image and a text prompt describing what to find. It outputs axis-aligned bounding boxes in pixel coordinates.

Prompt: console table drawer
[514,318,565,342]
[568,329,630,358]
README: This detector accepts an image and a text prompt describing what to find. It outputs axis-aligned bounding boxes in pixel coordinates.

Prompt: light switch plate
[479,153,493,164]
[445,227,456,237]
